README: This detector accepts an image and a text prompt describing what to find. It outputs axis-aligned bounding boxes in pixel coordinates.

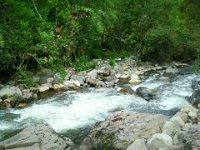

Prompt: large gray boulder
[0,123,74,150]
[187,90,200,107]
[71,75,86,85]
[136,87,156,101]
[126,139,147,150]
[172,124,200,150]
[147,133,173,150]
[97,66,112,76]
[0,86,22,99]
[89,111,167,149]
[163,67,179,78]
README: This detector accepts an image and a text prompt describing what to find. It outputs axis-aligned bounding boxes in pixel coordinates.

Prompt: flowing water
[0,68,198,142]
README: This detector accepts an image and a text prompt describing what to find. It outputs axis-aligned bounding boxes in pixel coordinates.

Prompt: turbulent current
[0,69,198,141]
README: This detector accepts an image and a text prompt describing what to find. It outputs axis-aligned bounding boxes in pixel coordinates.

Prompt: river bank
[0,57,200,149]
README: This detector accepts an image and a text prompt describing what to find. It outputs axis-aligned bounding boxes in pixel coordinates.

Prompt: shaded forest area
[0,0,200,81]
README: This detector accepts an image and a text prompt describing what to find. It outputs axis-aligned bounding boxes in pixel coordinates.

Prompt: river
[0,68,198,143]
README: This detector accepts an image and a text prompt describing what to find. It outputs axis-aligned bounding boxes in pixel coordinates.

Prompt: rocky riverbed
[0,57,200,150]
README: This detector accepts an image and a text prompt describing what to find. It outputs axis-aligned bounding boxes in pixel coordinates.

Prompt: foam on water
[11,89,142,132]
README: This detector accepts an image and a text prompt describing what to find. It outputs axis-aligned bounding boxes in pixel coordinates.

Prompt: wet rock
[187,90,200,107]
[90,111,166,149]
[0,99,6,109]
[0,86,22,98]
[147,133,173,150]
[18,102,31,108]
[118,87,136,95]
[32,93,38,100]
[136,87,155,101]
[192,79,200,90]
[159,76,170,82]
[163,67,179,78]
[0,123,74,150]
[126,139,147,150]
[179,66,193,75]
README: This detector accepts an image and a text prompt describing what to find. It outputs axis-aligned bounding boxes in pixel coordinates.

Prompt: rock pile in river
[0,123,75,150]
[0,57,190,109]
[79,103,200,150]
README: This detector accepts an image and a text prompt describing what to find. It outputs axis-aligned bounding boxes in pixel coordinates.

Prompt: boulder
[21,89,33,100]
[192,79,200,90]
[86,78,105,87]
[179,66,193,75]
[126,139,148,150]
[118,87,136,95]
[115,73,122,79]
[79,136,94,150]
[181,104,198,113]
[147,133,173,150]
[170,116,185,128]
[174,111,189,123]
[162,121,181,137]
[129,74,141,84]
[87,69,98,79]
[53,73,62,84]
[163,67,179,78]
[90,111,167,149]
[187,90,200,107]
[120,74,130,79]
[159,76,170,82]
[97,66,112,76]
[0,86,22,98]
[173,131,187,145]
[47,77,54,84]
[136,87,155,101]
[38,83,51,93]
[0,123,74,150]
[52,84,65,91]
[173,124,200,150]
[64,80,81,89]
[71,75,86,85]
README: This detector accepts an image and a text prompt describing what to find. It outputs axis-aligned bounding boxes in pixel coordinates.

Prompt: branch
[32,0,43,20]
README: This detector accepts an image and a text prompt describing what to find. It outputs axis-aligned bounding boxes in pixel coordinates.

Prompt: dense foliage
[0,0,200,76]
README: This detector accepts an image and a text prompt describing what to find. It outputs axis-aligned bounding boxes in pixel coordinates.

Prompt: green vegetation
[1,0,200,80]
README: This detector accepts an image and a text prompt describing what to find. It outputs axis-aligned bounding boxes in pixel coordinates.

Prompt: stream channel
[0,67,198,144]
